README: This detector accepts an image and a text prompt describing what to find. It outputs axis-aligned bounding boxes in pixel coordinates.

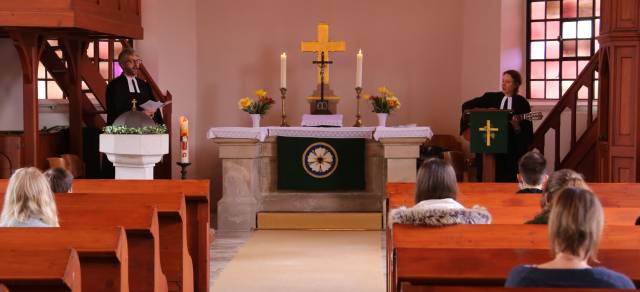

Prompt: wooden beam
[61,38,87,159]
[9,30,44,167]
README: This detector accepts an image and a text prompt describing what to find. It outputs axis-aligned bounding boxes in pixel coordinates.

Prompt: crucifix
[312,51,332,114]
[301,23,346,114]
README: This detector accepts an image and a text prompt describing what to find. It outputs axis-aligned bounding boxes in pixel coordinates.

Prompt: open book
[140,100,172,112]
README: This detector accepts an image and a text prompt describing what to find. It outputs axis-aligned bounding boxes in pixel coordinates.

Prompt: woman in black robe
[460,70,533,182]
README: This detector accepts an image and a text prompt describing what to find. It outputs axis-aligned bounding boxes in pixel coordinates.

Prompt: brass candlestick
[353,87,363,127]
[280,87,289,127]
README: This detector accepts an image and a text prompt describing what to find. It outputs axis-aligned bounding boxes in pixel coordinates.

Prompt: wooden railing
[530,49,608,173]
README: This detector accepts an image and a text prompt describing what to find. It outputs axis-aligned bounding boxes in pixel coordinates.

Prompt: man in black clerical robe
[106,48,163,125]
[459,70,533,182]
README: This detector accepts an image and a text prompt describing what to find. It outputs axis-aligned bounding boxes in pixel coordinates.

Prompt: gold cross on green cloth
[478,120,499,146]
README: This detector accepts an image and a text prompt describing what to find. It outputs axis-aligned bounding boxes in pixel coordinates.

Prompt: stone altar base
[212,134,425,231]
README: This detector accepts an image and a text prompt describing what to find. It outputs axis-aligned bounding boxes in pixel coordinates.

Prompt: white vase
[377,113,388,127]
[250,114,261,128]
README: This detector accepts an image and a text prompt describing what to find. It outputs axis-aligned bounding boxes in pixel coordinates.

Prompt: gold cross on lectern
[301,23,346,84]
[479,120,499,146]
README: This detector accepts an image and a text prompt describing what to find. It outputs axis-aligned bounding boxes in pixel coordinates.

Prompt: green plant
[103,124,168,134]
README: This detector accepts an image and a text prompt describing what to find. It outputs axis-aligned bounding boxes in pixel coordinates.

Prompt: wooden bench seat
[487,206,640,225]
[395,248,640,288]
[0,249,81,292]
[56,193,193,292]
[0,196,166,292]
[69,179,210,292]
[401,284,635,292]
[390,224,640,291]
[388,182,640,209]
[0,227,126,292]
[0,178,208,292]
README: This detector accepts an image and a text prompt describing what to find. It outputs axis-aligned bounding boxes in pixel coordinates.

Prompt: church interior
[1,0,640,291]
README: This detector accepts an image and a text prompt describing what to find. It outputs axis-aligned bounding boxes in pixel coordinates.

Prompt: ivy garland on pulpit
[103,124,168,134]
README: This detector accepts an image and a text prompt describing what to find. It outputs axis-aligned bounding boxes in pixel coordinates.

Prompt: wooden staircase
[38,39,173,178]
[531,50,609,181]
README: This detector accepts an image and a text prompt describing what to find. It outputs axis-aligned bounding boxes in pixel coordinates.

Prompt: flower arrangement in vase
[238,89,275,127]
[366,86,401,127]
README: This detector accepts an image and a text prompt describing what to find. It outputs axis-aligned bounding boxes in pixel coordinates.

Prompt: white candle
[179,116,189,163]
[280,52,287,88]
[356,49,363,88]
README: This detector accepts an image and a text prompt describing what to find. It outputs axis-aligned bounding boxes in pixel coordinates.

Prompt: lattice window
[527,0,600,100]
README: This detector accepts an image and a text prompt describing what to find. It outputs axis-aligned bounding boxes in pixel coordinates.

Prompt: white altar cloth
[208,126,433,142]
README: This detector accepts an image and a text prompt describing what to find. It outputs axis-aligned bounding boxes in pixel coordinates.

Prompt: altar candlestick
[280,52,287,88]
[179,116,189,163]
[356,49,363,88]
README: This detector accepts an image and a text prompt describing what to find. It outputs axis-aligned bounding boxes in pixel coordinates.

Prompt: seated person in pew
[44,168,73,193]
[389,158,491,226]
[527,169,590,224]
[517,150,548,194]
[636,216,640,225]
[0,167,59,227]
[506,187,635,289]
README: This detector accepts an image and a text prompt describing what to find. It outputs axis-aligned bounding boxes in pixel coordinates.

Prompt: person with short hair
[106,47,164,125]
[389,158,491,226]
[517,151,548,194]
[0,167,59,227]
[460,70,534,182]
[44,167,73,193]
[506,187,635,288]
[526,169,590,224]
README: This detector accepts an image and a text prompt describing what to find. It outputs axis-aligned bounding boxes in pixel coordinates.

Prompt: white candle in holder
[280,52,287,88]
[356,49,363,88]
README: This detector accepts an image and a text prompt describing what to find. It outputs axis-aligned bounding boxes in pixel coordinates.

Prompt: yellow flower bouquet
[238,89,275,115]
[367,86,401,114]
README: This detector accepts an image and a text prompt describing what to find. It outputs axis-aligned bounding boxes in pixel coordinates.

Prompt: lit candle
[280,52,287,88]
[179,116,189,163]
[356,49,363,88]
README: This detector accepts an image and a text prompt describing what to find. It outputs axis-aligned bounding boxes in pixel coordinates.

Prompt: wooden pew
[488,206,640,225]
[0,179,208,292]
[390,224,640,291]
[0,249,81,292]
[388,182,640,209]
[0,196,167,292]
[395,248,640,288]
[0,227,127,292]
[70,179,210,292]
[57,193,193,292]
[400,284,633,292]
[58,205,167,292]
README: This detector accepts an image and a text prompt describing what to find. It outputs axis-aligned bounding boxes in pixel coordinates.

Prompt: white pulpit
[100,134,169,179]
[208,126,433,231]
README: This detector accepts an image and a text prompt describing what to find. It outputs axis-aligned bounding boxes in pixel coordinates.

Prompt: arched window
[527,0,600,100]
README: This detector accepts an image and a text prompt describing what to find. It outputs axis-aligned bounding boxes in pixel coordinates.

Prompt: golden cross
[131,98,137,111]
[478,120,499,146]
[301,23,346,84]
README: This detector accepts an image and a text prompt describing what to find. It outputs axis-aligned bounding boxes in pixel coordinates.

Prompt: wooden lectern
[466,109,510,182]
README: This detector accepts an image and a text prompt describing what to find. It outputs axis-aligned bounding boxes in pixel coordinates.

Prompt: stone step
[259,192,383,212]
[257,212,382,230]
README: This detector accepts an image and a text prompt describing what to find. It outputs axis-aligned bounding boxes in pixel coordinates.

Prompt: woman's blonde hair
[0,167,59,227]
[415,158,459,202]
[548,187,603,262]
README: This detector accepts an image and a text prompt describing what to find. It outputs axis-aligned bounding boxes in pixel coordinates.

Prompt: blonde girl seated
[0,167,59,227]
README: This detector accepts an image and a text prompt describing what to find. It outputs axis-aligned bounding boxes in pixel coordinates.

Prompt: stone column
[214,138,264,231]
[379,138,424,183]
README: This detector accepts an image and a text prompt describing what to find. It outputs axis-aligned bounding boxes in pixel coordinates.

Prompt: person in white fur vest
[389,158,491,227]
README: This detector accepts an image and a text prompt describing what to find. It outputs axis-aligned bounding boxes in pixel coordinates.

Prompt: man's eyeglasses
[126,59,143,65]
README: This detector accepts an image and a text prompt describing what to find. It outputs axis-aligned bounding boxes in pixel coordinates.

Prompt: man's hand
[144,110,155,119]
[510,116,521,133]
